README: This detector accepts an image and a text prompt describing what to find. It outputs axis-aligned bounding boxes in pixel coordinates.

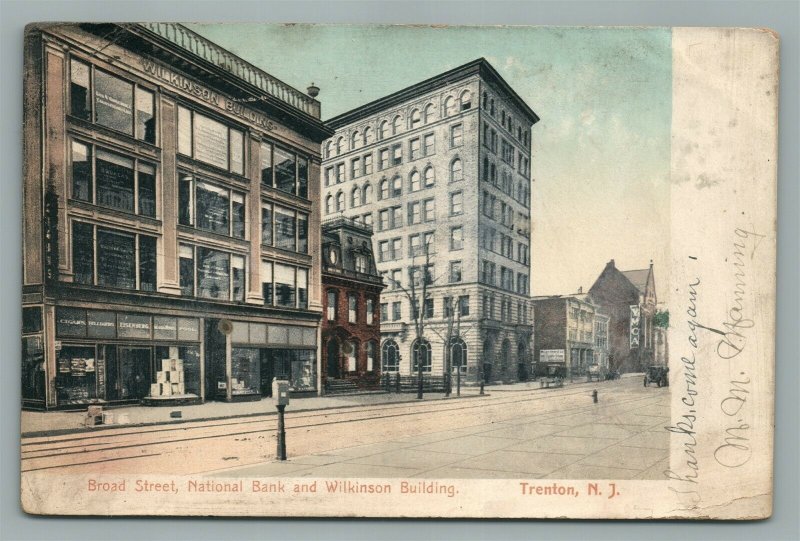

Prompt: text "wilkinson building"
[22,23,333,410]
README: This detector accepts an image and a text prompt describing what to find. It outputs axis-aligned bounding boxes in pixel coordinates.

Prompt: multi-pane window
[70,59,156,144]
[449,261,462,283]
[379,149,389,170]
[382,340,400,372]
[450,158,463,182]
[450,226,464,250]
[73,222,156,291]
[409,232,434,257]
[423,167,435,187]
[324,166,334,187]
[392,301,402,321]
[444,96,457,116]
[363,154,373,175]
[351,157,361,179]
[423,198,435,222]
[458,295,470,316]
[444,297,453,318]
[366,298,374,325]
[261,203,308,253]
[260,261,308,309]
[424,298,434,318]
[410,171,421,192]
[366,341,375,371]
[391,176,403,197]
[178,106,244,175]
[364,126,374,145]
[423,133,435,156]
[178,173,245,239]
[380,120,390,140]
[392,116,402,134]
[179,243,245,302]
[409,138,421,161]
[450,191,463,215]
[408,202,421,225]
[410,109,422,129]
[355,254,369,274]
[391,144,403,166]
[260,141,309,198]
[327,290,337,321]
[348,294,357,323]
[481,260,496,285]
[450,124,463,147]
[380,303,389,322]
[71,141,156,217]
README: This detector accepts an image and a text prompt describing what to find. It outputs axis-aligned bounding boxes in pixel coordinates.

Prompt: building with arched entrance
[324,59,539,385]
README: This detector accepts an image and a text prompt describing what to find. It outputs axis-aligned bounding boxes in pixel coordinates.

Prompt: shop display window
[153,346,201,397]
[270,349,316,391]
[56,345,101,404]
[231,348,261,396]
[21,335,46,401]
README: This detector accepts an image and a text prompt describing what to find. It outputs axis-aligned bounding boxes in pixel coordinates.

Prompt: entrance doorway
[118,347,152,400]
[327,339,340,379]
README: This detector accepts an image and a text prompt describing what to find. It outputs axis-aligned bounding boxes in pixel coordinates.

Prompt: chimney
[608,259,615,268]
[577,286,583,294]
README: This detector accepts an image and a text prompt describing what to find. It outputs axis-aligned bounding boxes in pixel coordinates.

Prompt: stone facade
[321,59,539,384]
[532,294,601,378]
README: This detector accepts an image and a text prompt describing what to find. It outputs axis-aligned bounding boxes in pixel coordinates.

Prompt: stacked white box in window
[148,358,186,397]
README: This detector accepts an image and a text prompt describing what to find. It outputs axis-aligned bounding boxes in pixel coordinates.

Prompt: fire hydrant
[592,389,598,403]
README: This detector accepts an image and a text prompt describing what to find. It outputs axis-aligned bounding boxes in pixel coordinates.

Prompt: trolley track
[21,385,658,473]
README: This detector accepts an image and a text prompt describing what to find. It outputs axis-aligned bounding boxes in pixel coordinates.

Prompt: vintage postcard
[20,23,777,519]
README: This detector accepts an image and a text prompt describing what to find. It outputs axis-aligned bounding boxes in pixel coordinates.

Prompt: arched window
[364,126,374,145]
[392,115,402,135]
[460,90,472,111]
[380,120,390,140]
[336,136,345,155]
[351,130,362,150]
[450,337,468,374]
[336,191,345,212]
[379,179,389,200]
[410,109,421,129]
[412,338,432,373]
[444,96,457,116]
[423,166,435,187]
[325,194,334,215]
[362,183,372,204]
[351,186,361,207]
[409,170,421,192]
[482,91,488,109]
[450,158,463,182]
[382,339,400,372]
[325,140,334,159]
[490,98,495,116]
[424,103,435,124]
[391,176,402,197]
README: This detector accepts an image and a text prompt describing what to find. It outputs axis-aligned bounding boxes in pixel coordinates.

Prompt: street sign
[540,349,565,363]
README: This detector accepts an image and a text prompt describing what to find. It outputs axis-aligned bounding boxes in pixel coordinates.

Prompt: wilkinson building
[321,59,539,384]
[22,23,332,410]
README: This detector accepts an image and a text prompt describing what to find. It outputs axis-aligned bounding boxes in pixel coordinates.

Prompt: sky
[189,24,672,300]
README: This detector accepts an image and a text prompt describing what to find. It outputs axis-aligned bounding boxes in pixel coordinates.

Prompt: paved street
[21,375,669,480]
[207,375,669,480]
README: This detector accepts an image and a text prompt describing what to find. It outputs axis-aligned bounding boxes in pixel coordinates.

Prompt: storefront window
[270,349,316,391]
[56,345,101,404]
[275,206,296,251]
[197,247,230,300]
[96,149,135,213]
[274,263,295,308]
[154,346,201,397]
[97,228,136,290]
[22,335,45,401]
[231,348,261,396]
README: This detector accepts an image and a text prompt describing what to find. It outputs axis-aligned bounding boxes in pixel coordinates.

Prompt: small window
[410,171,421,192]
[327,290,337,321]
[410,109,421,129]
[444,96,457,116]
[423,166,435,188]
[348,294,357,323]
[450,226,463,250]
[424,103,435,124]
[392,115,402,135]
[450,124,463,147]
[460,90,472,110]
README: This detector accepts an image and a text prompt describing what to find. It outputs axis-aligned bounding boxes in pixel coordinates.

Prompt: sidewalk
[21,387,482,437]
[21,375,643,437]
